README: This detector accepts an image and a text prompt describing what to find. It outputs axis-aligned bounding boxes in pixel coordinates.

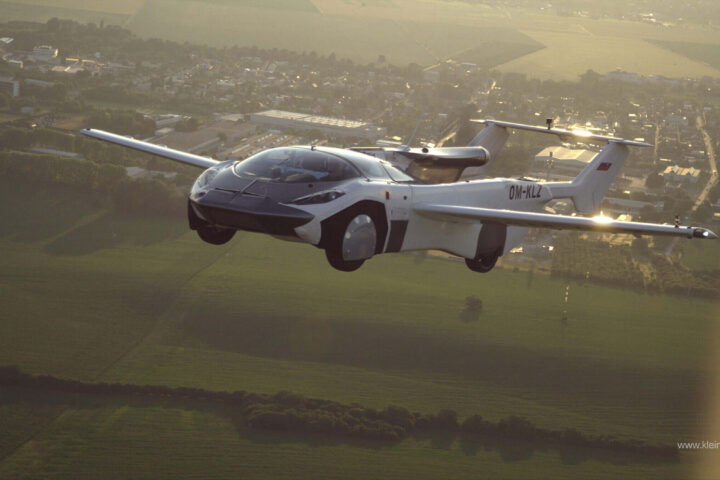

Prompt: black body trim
[475,222,507,259]
[385,220,409,253]
[190,190,313,237]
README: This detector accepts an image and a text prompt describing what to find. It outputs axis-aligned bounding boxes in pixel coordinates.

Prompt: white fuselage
[292,177,553,259]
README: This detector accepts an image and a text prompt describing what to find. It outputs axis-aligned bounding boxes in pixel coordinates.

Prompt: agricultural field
[1,176,719,478]
[0,1,131,25]
[649,40,720,72]
[4,0,719,79]
[493,30,720,81]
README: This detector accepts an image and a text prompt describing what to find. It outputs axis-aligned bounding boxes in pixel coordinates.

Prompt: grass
[495,30,720,81]
[1,176,718,477]
[0,388,693,480]
[4,0,144,15]
[125,0,540,66]
[0,0,130,25]
[682,240,720,271]
[5,0,720,79]
[177,0,319,12]
[649,40,720,71]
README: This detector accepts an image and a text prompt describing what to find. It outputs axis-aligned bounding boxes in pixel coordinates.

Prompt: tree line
[0,365,677,462]
[0,150,184,217]
[551,234,720,299]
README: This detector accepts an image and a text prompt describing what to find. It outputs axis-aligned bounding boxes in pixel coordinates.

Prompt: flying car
[80,119,716,272]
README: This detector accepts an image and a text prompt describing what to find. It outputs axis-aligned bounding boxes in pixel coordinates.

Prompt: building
[533,146,596,180]
[31,45,58,63]
[606,69,641,84]
[0,76,19,97]
[601,197,663,215]
[661,165,700,184]
[250,109,386,142]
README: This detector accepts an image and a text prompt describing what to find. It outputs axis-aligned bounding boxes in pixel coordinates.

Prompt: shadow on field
[0,386,676,467]
[178,312,705,414]
[44,212,187,255]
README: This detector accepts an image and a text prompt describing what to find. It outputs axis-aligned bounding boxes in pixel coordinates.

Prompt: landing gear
[465,249,500,273]
[196,224,236,245]
[324,209,379,272]
[188,200,236,245]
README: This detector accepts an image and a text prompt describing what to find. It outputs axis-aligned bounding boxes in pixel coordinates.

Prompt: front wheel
[196,224,236,245]
[325,211,378,272]
[325,250,364,272]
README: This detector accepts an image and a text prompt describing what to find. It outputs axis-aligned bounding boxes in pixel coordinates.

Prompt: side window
[346,155,390,180]
[381,162,418,183]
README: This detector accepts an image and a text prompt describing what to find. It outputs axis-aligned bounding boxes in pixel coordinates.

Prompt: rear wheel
[465,249,500,273]
[196,224,236,245]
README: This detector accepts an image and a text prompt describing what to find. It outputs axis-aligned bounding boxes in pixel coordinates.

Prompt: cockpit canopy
[233,147,358,183]
[233,147,418,183]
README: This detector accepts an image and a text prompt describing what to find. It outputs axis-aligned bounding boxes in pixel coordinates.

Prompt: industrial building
[250,109,386,142]
[533,146,596,180]
[0,77,19,97]
[31,45,58,63]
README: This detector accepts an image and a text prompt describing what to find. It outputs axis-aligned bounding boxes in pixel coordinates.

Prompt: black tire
[465,250,500,273]
[324,207,379,272]
[325,250,365,272]
[196,224,236,245]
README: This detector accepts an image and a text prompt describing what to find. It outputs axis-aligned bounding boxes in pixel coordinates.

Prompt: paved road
[665,114,719,257]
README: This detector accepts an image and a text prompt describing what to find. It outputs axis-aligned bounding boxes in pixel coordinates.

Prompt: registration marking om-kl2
[509,184,542,200]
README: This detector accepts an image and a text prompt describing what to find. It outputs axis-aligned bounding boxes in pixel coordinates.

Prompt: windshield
[233,147,360,183]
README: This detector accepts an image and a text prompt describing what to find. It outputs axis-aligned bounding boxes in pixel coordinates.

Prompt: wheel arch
[318,200,388,254]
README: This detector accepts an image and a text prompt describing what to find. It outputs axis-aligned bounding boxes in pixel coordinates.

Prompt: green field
[4,0,719,79]
[178,0,319,11]
[1,176,719,478]
[682,240,720,271]
[649,40,720,71]
[0,1,130,25]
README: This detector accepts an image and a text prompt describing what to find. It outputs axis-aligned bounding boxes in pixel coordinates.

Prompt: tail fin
[464,123,509,177]
[468,123,509,159]
[546,142,630,213]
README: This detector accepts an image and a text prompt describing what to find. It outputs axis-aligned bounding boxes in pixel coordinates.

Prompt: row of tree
[551,234,720,299]
[551,235,646,290]
[0,151,184,217]
[0,365,677,461]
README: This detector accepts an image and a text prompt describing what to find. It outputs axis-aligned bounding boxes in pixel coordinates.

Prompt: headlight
[290,190,345,205]
[197,168,219,188]
[191,168,220,197]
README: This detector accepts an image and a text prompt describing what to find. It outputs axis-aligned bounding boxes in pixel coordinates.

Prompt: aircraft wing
[80,128,218,169]
[414,203,718,239]
[470,119,652,147]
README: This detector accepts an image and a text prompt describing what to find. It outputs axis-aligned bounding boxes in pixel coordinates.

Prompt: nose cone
[191,189,314,237]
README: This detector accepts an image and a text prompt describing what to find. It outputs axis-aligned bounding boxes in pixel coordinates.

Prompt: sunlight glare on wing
[591,215,614,224]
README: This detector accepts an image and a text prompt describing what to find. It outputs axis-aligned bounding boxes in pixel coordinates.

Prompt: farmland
[0,176,719,478]
[3,0,720,79]
[649,40,720,72]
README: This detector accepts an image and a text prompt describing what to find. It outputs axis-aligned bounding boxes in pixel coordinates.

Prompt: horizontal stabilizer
[80,128,218,169]
[401,146,489,161]
[470,119,652,147]
[414,203,717,239]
